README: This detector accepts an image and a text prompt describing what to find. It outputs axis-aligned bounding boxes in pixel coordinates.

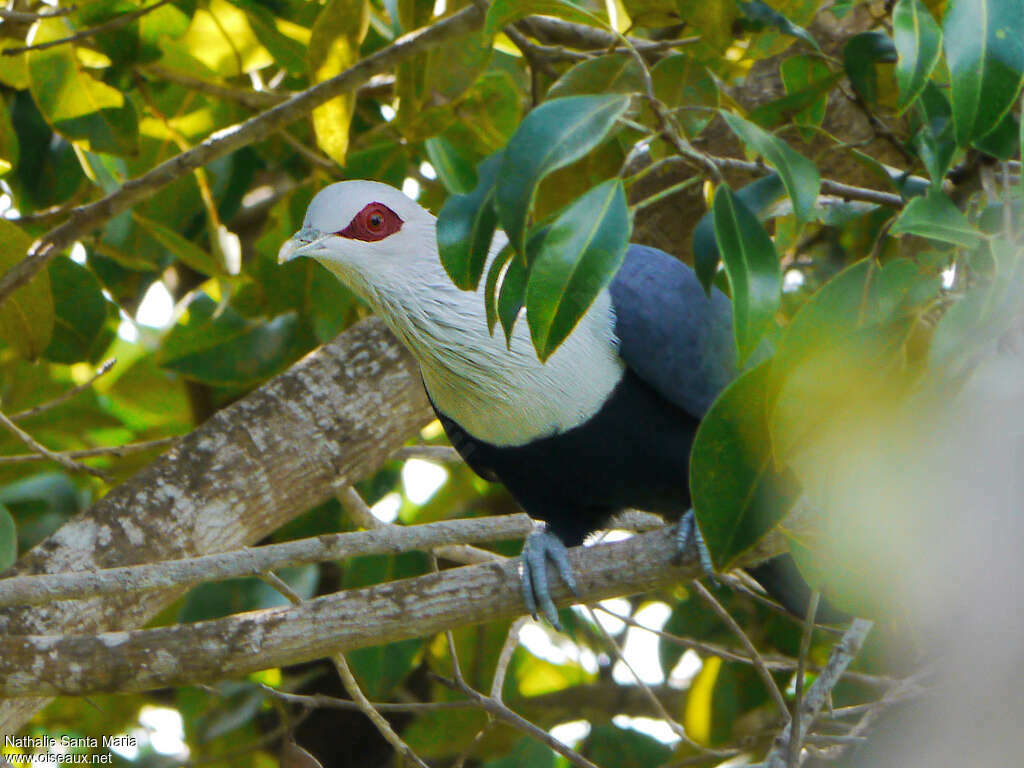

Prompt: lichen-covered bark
[0,318,433,733]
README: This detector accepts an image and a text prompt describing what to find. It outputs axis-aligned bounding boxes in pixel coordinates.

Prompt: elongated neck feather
[322,232,624,447]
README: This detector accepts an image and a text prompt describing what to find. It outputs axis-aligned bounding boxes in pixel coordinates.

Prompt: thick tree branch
[0,530,702,697]
[0,318,433,733]
[0,5,485,308]
[0,515,532,608]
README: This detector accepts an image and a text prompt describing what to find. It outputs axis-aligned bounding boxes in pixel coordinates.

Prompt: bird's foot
[675,510,716,581]
[520,528,579,630]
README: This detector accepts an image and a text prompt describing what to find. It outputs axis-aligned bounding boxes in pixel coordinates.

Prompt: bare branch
[0,408,107,479]
[0,528,707,697]
[763,619,874,768]
[0,436,178,467]
[0,5,75,21]
[9,359,115,422]
[0,5,486,308]
[0,515,532,608]
[3,0,174,56]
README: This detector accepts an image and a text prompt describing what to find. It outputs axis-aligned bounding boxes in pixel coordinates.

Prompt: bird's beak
[278,227,328,264]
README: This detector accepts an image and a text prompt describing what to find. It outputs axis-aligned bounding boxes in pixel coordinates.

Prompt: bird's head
[278,180,438,303]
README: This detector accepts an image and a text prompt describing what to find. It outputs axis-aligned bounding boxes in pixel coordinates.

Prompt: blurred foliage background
[0,0,1021,765]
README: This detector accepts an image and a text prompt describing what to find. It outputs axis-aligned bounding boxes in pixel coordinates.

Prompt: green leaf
[720,111,820,221]
[437,151,503,290]
[484,242,514,333]
[0,503,15,572]
[842,31,898,105]
[498,246,528,344]
[233,0,307,74]
[712,186,782,366]
[133,213,226,277]
[750,65,840,129]
[425,135,478,194]
[769,259,938,457]
[0,220,52,360]
[484,0,605,37]
[525,179,630,360]
[944,0,1024,147]
[583,725,673,766]
[890,189,984,247]
[911,82,956,185]
[650,53,719,138]
[308,0,369,165]
[26,19,139,155]
[496,94,630,254]
[893,0,942,111]
[0,100,20,177]
[547,54,645,99]
[691,360,801,569]
[484,737,556,768]
[736,0,820,51]
[973,109,1020,159]
[43,257,111,365]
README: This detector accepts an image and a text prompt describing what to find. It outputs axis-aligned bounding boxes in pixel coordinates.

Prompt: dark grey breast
[609,244,736,419]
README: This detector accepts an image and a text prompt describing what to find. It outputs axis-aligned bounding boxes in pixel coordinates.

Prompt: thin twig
[438,675,601,768]
[391,444,462,462]
[491,617,527,701]
[0,5,75,21]
[9,358,115,421]
[259,684,473,713]
[0,514,531,608]
[3,0,174,55]
[583,604,714,753]
[788,590,820,768]
[0,436,179,466]
[692,579,790,723]
[763,619,874,768]
[0,408,108,479]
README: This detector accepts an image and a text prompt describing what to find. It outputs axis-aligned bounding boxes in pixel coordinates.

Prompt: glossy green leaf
[893,0,942,111]
[890,189,984,247]
[26,19,139,155]
[438,151,503,290]
[693,174,785,294]
[525,179,630,360]
[0,220,52,360]
[720,111,820,221]
[0,101,19,177]
[43,257,111,365]
[425,135,478,194]
[0,503,15,572]
[973,109,1020,159]
[842,31,898,105]
[650,54,719,137]
[496,94,630,254]
[944,0,1024,147]
[736,0,819,51]
[674,0,739,55]
[769,259,938,457]
[712,186,781,365]
[498,247,528,344]
[911,82,956,185]
[484,0,604,37]
[691,360,801,569]
[750,65,840,129]
[547,54,645,99]
[133,213,226,277]
[234,0,307,74]
[484,242,514,333]
[308,0,369,165]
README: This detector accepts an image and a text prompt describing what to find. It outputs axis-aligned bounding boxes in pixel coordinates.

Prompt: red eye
[335,202,403,242]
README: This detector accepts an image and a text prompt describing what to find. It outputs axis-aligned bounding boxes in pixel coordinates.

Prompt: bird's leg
[675,509,716,580]
[520,526,579,630]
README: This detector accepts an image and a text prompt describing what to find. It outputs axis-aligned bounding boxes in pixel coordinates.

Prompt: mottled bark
[0,318,433,732]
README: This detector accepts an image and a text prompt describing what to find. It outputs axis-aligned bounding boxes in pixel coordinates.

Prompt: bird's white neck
[321,232,625,447]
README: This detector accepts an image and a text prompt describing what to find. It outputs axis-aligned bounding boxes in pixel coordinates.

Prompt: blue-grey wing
[609,244,736,419]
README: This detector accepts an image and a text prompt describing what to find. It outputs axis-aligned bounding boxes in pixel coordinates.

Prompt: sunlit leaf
[525,179,630,360]
[308,0,369,165]
[944,0,1024,147]
[484,0,605,37]
[496,94,630,254]
[893,0,942,111]
[712,186,781,365]
[0,220,52,360]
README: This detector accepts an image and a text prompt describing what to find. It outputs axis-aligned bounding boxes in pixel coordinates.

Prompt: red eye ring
[335,202,403,242]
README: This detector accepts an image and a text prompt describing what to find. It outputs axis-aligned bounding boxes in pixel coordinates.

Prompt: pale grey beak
[278,227,328,264]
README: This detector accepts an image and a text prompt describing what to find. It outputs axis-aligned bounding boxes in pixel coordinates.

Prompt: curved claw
[520,529,579,629]
[675,510,716,581]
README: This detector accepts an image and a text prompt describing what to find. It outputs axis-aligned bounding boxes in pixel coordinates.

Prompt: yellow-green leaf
[0,220,53,360]
[308,0,369,166]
